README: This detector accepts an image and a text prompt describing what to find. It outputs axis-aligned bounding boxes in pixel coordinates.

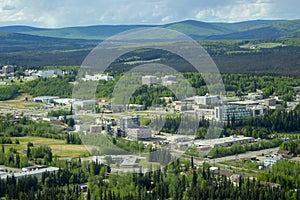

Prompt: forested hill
[0,19,299,40]
[0,19,300,75]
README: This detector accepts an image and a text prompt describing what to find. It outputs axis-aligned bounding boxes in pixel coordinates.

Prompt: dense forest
[0,158,299,200]
[0,71,299,103]
[1,37,300,75]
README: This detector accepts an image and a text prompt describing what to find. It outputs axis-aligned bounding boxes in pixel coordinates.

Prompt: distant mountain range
[1,19,300,75]
[0,19,300,40]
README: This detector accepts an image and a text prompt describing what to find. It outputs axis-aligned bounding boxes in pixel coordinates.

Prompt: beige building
[127,127,152,140]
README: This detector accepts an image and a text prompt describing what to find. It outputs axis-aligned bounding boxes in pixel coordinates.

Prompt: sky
[0,0,299,28]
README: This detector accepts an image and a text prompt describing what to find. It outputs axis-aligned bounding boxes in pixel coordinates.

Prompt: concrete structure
[120,115,140,132]
[73,100,97,108]
[249,105,267,117]
[194,95,219,106]
[160,97,174,103]
[42,116,58,121]
[33,96,60,104]
[127,127,152,140]
[128,104,145,111]
[194,135,254,148]
[173,101,193,111]
[161,75,177,86]
[142,75,157,86]
[2,65,14,75]
[82,73,114,81]
[90,125,104,133]
[0,82,8,85]
[58,115,78,121]
[264,98,277,106]
[214,105,251,122]
[184,109,214,120]
[247,93,263,100]
[0,166,59,180]
[53,98,75,105]
[263,155,283,168]
[34,70,63,78]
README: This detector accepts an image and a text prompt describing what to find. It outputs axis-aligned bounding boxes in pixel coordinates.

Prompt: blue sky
[0,0,299,27]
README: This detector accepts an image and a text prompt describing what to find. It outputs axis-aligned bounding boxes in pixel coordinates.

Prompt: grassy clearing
[240,42,283,49]
[4,136,91,159]
[0,94,43,109]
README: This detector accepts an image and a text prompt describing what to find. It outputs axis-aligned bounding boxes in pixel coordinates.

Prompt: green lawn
[0,94,43,109]
[4,136,91,159]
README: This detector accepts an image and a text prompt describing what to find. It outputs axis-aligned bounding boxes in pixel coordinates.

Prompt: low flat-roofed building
[54,98,75,105]
[42,116,58,121]
[173,101,193,111]
[263,155,282,168]
[73,100,96,107]
[0,166,59,180]
[194,135,254,148]
[120,156,138,168]
[227,100,259,106]
[184,109,214,120]
[34,70,63,78]
[33,96,60,104]
[58,115,78,121]
[90,125,104,133]
[0,81,8,85]
[82,73,114,81]
[247,93,264,100]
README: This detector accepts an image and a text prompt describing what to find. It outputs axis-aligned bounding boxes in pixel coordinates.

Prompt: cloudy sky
[0,0,299,27]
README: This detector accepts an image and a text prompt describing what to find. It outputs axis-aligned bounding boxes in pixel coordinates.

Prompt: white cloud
[0,0,298,27]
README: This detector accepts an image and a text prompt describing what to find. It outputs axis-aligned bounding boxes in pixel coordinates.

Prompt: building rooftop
[194,135,254,148]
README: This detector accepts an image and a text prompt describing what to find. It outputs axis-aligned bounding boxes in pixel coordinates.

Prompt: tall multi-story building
[214,105,251,122]
[194,95,220,106]
[120,115,140,133]
[161,75,177,86]
[2,65,14,75]
[127,127,152,140]
[142,75,157,86]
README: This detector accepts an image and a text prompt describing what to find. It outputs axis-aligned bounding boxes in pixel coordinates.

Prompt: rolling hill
[0,19,300,75]
[0,19,298,40]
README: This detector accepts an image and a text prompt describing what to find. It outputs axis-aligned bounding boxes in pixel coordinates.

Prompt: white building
[264,155,283,168]
[264,98,276,106]
[2,65,14,75]
[0,82,8,85]
[161,75,177,86]
[194,135,254,148]
[127,127,152,140]
[194,95,219,106]
[249,105,267,117]
[142,75,157,86]
[73,100,97,107]
[0,166,59,180]
[33,96,60,104]
[247,93,264,100]
[82,73,114,81]
[53,98,75,105]
[34,70,63,78]
[214,105,251,122]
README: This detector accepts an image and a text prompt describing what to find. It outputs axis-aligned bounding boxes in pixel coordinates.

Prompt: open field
[240,42,284,49]
[3,136,92,158]
[0,94,43,109]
